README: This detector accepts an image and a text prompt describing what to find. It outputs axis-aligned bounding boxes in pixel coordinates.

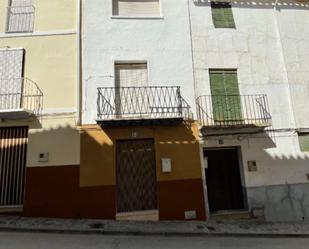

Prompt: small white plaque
[161,158,172,173]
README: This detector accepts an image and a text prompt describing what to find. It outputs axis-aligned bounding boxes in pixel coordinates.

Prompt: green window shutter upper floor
[211,2,236,29]
[299,134,309,152]
[224,72,239,95]
[209,70,239,95]
[209,70,242,121]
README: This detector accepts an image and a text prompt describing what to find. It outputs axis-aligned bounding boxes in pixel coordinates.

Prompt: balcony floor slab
[97,117,184,127]
[200,123,272,137]
[0,109,33,120]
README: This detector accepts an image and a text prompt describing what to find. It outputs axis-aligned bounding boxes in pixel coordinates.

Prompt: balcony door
[209,69,243,124]
[114,63,148,118]
[0,49,24,110]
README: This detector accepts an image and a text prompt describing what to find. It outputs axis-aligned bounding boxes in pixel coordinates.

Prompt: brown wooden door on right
[204,148,244,212]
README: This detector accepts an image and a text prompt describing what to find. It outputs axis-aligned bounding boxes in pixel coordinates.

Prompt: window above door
[112,0,162,18]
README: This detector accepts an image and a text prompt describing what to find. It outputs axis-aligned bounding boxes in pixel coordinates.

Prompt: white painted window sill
[0,30,77,38]
[110,16,164,20]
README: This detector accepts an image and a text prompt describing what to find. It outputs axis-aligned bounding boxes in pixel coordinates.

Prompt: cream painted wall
[0,0,77,33]
[0,1,79,167]
[27,116,80,167]
[0,35,77,109]
[0,115,80,167]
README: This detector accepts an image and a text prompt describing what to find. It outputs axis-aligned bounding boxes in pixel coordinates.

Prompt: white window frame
[110,0,164,19]
[112,59,151,84]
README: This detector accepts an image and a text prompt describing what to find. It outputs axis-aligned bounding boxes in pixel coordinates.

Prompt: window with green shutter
[211,2,235,29]
[209,69,242,123]
[299,134,309,152]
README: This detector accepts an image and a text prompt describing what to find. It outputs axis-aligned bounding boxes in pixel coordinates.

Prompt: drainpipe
[76,0,82,126]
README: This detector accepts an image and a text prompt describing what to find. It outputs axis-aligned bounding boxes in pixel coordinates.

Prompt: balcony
[97,86,191,126]
[0,78,43,120]
[196,94,272,136]
[6,5,35,33]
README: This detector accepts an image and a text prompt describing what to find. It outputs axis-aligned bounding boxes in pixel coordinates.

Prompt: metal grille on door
[0,127,28,207]
[116,139,157,213]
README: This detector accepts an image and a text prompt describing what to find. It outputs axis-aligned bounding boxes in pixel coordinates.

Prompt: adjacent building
[190,0,309,221]
[81,0,205,220]
[1,0,309,221]
[0,0,80,216]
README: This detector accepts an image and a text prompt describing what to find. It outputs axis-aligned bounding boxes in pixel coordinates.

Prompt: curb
[1,227,309,238]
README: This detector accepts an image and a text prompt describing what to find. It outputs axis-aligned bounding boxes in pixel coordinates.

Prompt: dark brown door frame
[203,146,248,213]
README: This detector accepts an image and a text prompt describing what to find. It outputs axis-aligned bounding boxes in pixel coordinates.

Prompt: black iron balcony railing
[196,94,272,128]
[97,86,191,124]
[0,78,43,116]
[6,5,35,33]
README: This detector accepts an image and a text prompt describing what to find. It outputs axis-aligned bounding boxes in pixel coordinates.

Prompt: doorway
[0,127,28,208]
[116,139,157,214]
[204,148,245,212]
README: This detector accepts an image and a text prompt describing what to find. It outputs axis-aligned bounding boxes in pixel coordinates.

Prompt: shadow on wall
[19,122,309,221]
[243,135,309,222]
[193,0,309,10]
[205,132,309,222]
[23,124,88,219]
[23,122,207,220]
[79,122,207,221]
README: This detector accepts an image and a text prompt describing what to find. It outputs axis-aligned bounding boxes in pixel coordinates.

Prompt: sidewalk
[1,215,309,237]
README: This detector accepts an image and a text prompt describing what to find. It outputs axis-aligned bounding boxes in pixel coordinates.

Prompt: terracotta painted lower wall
[158,178,206,220]
[23,165,206,220]
[23,165,116,219]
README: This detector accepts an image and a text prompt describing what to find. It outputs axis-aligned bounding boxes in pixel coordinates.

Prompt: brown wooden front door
[0,127,28,207]
[116,139,157,213]
[204,148,244,212]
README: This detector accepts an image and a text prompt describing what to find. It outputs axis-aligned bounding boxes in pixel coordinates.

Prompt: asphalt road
[0,232,309,249]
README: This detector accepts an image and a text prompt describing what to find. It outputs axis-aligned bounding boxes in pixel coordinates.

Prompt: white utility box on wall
[161,158,172,173]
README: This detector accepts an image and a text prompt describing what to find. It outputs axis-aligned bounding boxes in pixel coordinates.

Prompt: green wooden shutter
[209,70,242,123]
[224,72,242,121]
[210,71,226,121]
[299,134,309,152]
[211,2,235,29]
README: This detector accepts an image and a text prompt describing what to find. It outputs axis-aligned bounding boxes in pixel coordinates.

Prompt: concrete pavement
[1,215,309,237]
[1,232,309,249]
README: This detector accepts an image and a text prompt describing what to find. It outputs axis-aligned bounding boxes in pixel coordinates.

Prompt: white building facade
[81,0,309,221]
[191,0,309,221]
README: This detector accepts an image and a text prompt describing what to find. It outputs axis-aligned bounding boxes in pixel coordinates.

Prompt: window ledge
[110,16,164,20]
[213,27,236,30]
